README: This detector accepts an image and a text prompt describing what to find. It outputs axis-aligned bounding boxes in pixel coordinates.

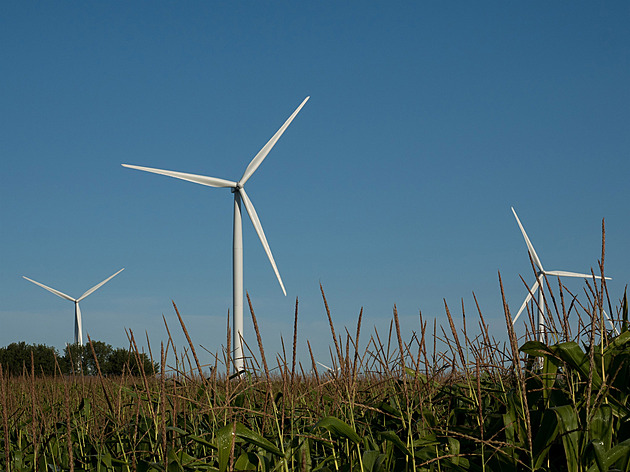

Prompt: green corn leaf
[541,353,559,404]
[362,450,379,471]
[502,412,516,446]
[447,437,460,466]
[422,408,437,428]
[551,342,602,389]
[167,448,184,472]
[101,451,112,468]
[119,386,140,399]
[532,409,558,469]
[216,424,235,472]
[588,440,607,472]
[506,392,528,449]
[586,438,630,472]
[297,437,312,472]
[412,433,439,448]
[234,452,258,471]
[137,460,161,472]
[604,330,630,354]
[377,430,410,456]
[553,405,581,472]
[233,393,246,408]
[520,340,554,357]
[78,397,91,417]
[522,340,603,388]
[589,405,613,449]
[167,425,217,450]
[189,432,218,450]
[362,450,386,472]
[375,454,387,472]
[378,401,402,418]
[175,450,198,467]
[312,466,333,472]
[313,416,361,445]
[254,452,272,472]
[234,423,283,456]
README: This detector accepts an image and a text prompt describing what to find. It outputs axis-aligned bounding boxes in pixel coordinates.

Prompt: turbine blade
[23,276,75,302]
[513,279,540,325]
[239,96,310,186]
[122,164,236,188]
[316,361,334,372]
[602,310,620,336]
[544,270,610,280]
[239,188,286,296]
[78,268,125,301]
[511,207,544,272]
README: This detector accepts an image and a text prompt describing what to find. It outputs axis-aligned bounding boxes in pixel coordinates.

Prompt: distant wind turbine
[316,361,341,374]
[123,97,309,373]
[511,207,611,341]
[23,268,125,346]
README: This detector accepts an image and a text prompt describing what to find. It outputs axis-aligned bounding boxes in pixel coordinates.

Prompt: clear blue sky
[2,2,628,370]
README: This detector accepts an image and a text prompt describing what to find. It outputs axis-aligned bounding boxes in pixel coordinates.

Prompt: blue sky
[2,2,628,370]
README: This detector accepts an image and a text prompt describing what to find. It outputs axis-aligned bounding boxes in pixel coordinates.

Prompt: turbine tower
[23,268,125,345]
[511,207,610,341]
[123,97,309,373]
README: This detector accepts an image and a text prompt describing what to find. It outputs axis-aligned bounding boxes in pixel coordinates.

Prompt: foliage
[0,341,58,376]
[0,280,628,470]
[0,340,156,377]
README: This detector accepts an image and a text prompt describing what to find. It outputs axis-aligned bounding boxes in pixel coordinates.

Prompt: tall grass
[1,253,629,470]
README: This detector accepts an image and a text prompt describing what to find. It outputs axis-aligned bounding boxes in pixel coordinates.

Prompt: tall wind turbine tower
[123,97,309,373]
[23,268,125,345]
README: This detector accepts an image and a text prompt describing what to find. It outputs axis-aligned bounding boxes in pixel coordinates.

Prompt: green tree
[85,340,113,374]
[1,340,158,377]
[61,343,88,374]
[0,342,59,376]
[104,347,157,376]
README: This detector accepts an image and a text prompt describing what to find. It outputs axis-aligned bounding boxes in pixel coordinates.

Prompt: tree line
[0,340,158,376]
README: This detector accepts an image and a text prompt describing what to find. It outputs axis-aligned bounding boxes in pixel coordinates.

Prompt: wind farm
[2,3,630,470]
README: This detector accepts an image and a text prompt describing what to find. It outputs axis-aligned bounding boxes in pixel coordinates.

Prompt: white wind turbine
[23,268,125,346]
[511,207,612,341]
[123,97,309,373]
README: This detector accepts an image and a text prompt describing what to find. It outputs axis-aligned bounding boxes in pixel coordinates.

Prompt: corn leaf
[234,423,283,456]
[313,416,361,445]
[216,424,235,472]
[553,405,581,472]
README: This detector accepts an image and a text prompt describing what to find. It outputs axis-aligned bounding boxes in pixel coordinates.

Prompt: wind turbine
[23,268,125,346]
[316,361,341,374]
[123,97,309,373]
[511,207,611,341]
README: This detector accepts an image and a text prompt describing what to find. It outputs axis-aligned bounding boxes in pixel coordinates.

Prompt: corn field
[1,268,629,471]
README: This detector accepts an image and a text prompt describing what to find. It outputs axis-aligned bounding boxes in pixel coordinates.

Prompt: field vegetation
[1,240,629,471]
